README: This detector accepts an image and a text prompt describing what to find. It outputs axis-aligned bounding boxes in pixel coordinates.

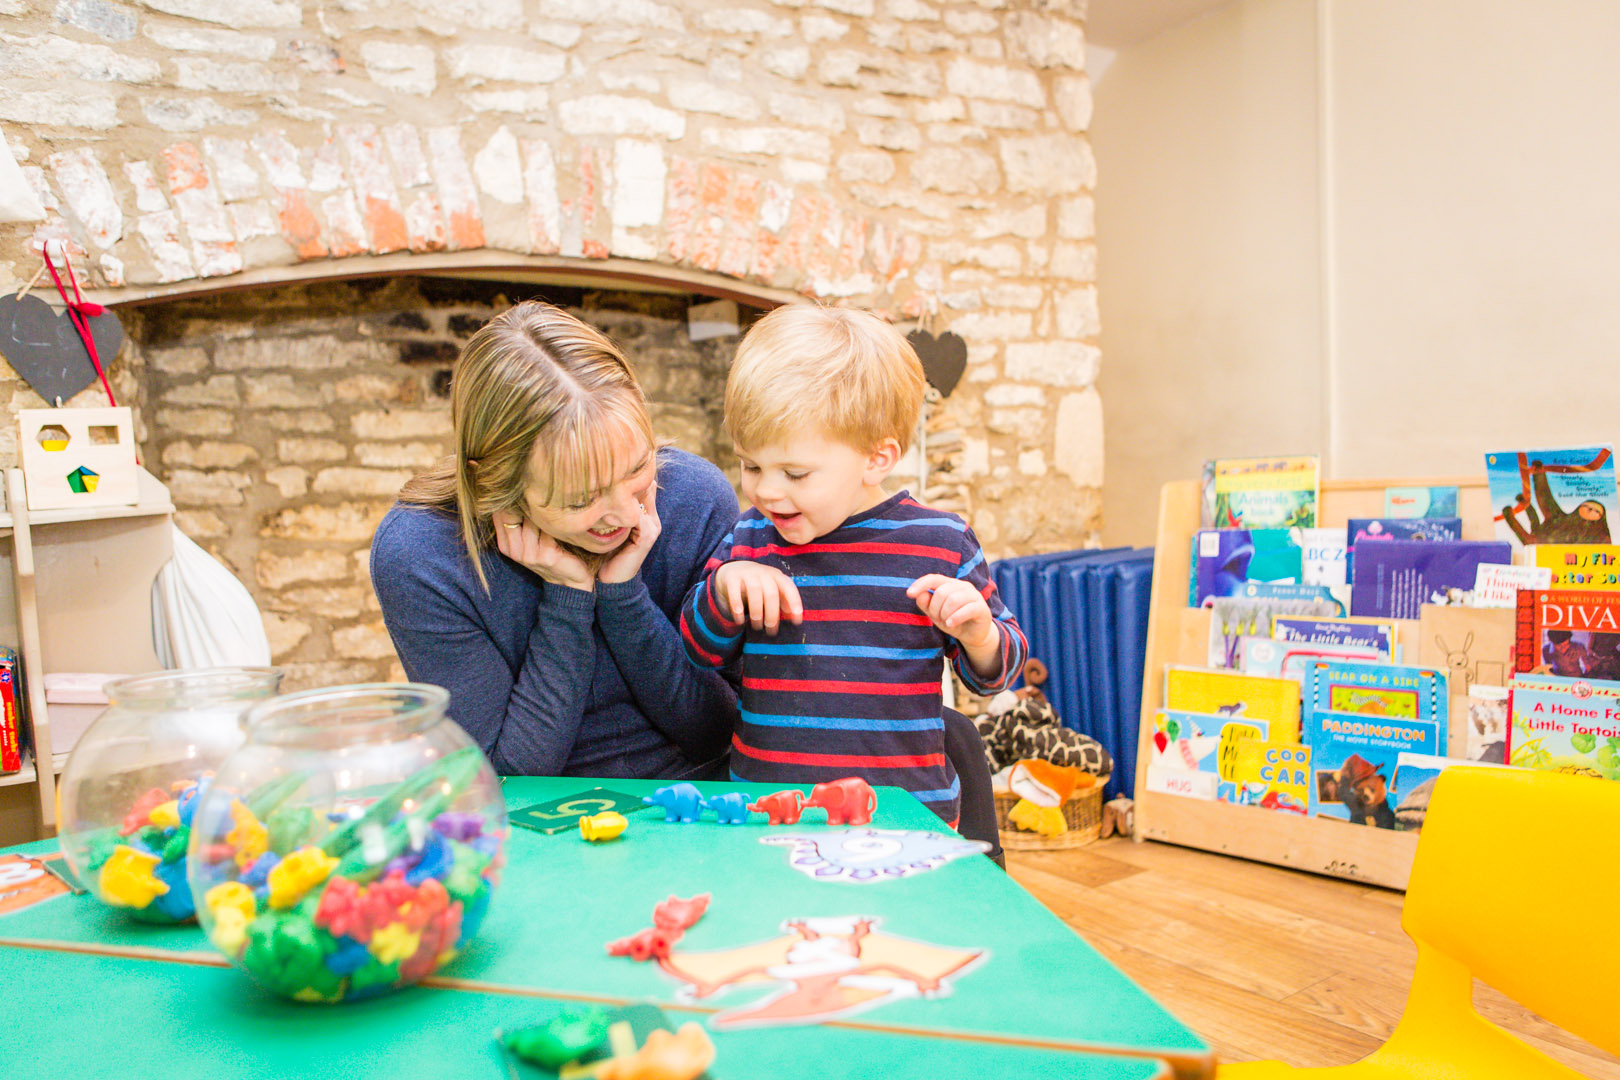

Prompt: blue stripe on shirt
[745,643,940,659]
[791,574,916,588]
[957,549,984,577]
[741,710,944,732]
[910,774,962,804]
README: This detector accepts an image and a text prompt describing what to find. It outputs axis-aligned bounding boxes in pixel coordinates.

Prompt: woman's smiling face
[522,423,656,554]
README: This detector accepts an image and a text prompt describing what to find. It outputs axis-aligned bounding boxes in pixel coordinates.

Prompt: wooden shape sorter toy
[18,406,138,511]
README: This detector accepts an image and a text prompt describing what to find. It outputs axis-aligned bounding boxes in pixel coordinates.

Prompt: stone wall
[128,278,738,688]
[2,0,1104,582]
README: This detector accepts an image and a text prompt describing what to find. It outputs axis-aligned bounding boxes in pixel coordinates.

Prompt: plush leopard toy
[973,659,1114,778]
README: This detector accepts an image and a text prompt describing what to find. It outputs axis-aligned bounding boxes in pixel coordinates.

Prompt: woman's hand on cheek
[492,510,596,592]
[598,481,661,585]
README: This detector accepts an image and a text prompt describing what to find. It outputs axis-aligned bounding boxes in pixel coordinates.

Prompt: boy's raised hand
[713,561,803,635]
[907,574,998,651]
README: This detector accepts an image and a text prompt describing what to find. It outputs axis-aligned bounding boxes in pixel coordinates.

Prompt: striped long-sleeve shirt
[680,491,1028,824]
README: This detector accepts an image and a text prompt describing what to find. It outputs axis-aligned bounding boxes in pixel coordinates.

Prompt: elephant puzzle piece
[748,789,805,825]
[644,783,706,823]
[703,792,752,824]
[805,777,877,826]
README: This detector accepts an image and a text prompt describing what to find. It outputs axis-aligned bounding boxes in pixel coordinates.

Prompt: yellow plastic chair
[1220,767,1620,1079]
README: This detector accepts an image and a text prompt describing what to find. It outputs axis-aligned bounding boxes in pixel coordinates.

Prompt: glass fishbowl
[56,667,284,923]
[186,683,506,1002]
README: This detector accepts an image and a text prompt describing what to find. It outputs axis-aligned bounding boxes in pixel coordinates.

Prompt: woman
[371,301,740,778]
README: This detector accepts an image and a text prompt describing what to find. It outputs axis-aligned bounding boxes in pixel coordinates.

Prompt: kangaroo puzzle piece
[748,789,805,825]
[703,792,752,824]
[804,777,877,826]
[644,783,705,823]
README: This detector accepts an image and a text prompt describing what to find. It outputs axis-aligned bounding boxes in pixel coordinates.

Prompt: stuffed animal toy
[973,659,1114,778]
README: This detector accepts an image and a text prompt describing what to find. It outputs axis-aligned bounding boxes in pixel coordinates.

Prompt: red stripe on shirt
[679,614,724,667]
[732,541,961,563]
[798,608,933,625]
[742,677,940,695]
[733,734,947,770]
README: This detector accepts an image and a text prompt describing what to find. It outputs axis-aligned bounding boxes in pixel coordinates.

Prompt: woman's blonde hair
[724,304,924,454]
[398,301,654,589]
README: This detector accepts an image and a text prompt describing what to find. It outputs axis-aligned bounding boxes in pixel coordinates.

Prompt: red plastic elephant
[804,777,877,826]
[748,789,805,825]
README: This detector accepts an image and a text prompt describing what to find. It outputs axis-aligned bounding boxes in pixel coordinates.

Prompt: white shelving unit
[0,465,174,845]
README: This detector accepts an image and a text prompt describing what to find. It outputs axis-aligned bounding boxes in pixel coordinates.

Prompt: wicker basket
[994,777,1106,851]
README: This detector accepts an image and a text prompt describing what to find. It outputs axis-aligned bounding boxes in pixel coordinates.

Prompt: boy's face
[735,429,899,545]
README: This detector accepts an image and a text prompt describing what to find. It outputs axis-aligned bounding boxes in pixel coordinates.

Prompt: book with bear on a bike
[1486,446,1618,549]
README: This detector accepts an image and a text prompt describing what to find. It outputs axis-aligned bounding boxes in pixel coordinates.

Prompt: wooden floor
[1009,837,1620,1077]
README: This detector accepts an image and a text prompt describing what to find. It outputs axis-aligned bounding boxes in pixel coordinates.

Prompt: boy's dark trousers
[944,706,1005,868]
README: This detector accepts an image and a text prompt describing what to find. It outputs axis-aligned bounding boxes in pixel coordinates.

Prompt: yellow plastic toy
[1219,767,1620,1079]
[266,846,339,909]
[595,1022,714,1080]
[98,845,167,908]
[1006,797,1066,837]
[580,811,629,842]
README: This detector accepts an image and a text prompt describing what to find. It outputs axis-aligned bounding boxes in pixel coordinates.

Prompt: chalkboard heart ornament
[906,328,967,398]
[0,248,122,406]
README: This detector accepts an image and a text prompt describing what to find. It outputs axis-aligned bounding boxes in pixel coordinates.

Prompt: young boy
[679,305,1027,828]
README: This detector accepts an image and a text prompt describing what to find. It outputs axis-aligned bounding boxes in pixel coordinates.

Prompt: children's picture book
[1297,527,1348,589]
[0,649,20,774]
[1463,684,1508,763]
[1350,540,1513,619]
[1305,709,1445,829]
[1164,666,1303,741]
[1147,710,1306,813]
[1273,616,1396,657]
[1384,485,1460,520]
[1345,517,1462,579]
[1471,563,1552,609]
[1304,659,1449,726]
[1207,592,1340,669]
[1505,674,1620,781]
[1416,604,1514,726]
[1241,636,1383,684]
[1512,588,1620,677]
[1486,446,1618,548]
[1388,753,1518,831]
[1191,528,1302,607]
[1523,544,1620,591]
[1200,456,1319,529]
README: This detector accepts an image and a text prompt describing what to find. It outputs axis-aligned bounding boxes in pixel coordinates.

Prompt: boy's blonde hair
[398,300,654,589]
[724,304,925,453]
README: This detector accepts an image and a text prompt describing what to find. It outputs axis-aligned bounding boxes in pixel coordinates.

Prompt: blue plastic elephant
[704,792,753,825]
[644,782,706,823]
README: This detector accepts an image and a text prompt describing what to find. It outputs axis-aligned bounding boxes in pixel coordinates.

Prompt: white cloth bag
[151,525,272,668]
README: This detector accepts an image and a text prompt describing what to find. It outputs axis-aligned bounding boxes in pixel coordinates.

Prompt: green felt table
[0,777,1212,1080]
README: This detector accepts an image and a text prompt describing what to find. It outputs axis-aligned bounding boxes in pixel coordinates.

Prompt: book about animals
[1304,660,1449,726]
[1163,667,1303,741]
[1241,636,1383,684]
[1273,616,1396,657]
[1384,485,1460,520]
[1349,540,1513,619]
[1305,710,1445,829]
[1512,588,1620,677]
[1207,592,1340,669]
[1199,456,1319,529]
[1486,446,1618,548]
[1505,674,1620,781]
[1345,517,1462,580]
[1191,528,1302,607]
[1523,544,1620,591]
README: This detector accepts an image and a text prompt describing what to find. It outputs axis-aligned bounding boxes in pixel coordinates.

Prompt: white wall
[1094,0,1323,545]
[1096,0,1620,545]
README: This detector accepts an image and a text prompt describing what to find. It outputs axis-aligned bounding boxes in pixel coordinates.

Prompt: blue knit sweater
[371,448,741,778]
